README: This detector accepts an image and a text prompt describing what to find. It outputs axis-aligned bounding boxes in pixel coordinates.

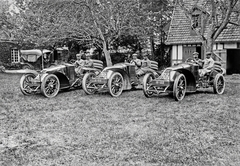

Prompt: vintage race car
[82,61,158,97]
[19,60,103,98]
[142,58,226,101]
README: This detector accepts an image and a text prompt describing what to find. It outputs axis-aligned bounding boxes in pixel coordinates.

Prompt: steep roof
[166,0,240,45]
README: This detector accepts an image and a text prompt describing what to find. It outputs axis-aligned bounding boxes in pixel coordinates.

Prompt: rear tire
[22,64,34,70]
[143,73,154,98]
[213,73,225,94]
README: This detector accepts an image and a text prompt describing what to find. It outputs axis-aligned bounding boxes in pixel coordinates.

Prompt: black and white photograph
[0,0,240,165]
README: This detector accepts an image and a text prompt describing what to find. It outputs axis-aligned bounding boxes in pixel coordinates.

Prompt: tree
[11,0,150,66]
[178,0,239,54]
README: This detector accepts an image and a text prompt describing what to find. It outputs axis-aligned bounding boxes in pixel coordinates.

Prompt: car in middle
[82,61,158,97]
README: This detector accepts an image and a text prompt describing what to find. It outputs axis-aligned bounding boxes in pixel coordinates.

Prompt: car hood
[166,62,191,71]
[41,63,74,73]
[103,63,128,71]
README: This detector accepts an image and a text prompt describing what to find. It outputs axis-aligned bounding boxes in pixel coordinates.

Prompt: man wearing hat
[74,51,85,75]
[192,52,202,67]
[199,51,214,77]
[130,53,142,71]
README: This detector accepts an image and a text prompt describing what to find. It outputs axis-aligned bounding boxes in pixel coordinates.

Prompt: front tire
[173,74,186,101]
[41,74,60,98]
[143,73,154,98]
[108,72,124,97]
[213,73,225,94]
[82,72,97,95]
[20,73,37,95]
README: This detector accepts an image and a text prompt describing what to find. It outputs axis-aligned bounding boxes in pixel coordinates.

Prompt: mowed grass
[0,73,240,166]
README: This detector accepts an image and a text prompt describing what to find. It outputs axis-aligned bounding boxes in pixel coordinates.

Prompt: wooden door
[183,46,196,61]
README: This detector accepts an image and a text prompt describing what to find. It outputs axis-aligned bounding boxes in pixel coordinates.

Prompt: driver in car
[130,53,142,71]
[192,52,202,67]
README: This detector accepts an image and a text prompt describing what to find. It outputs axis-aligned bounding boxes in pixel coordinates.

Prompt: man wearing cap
[191,52,203,67]
[199,51,214,77]
[138,53,158,77]
[130,53,142,71]
[74,51,85,75]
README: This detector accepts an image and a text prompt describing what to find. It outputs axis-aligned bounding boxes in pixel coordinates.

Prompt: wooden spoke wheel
[82,72,97,95]
[213,73,225,94]
[173,74,186,101]
[143,73,155,98]
[41,74,60,98]
[108,72,124,97]
[20,73,37,95]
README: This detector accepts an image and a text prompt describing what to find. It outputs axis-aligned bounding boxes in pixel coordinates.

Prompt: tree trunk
[102,40,112,66]
[150,35,155,59]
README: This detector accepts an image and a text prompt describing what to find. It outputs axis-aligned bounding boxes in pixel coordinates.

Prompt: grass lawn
[0,73,240,165]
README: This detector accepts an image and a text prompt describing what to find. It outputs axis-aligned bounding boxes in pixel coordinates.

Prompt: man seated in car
[192,52,203,68]
[84,52,94,68]
[130,53,142,71]
[74,51,85,75]
[137,53,158,77]
[199,52,214,77]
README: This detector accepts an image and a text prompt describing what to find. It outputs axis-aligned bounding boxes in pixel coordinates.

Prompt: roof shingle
[166,0,240,45]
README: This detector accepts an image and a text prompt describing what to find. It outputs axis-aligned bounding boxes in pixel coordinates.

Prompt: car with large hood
[19,60,103,98]
[142,59,225,101]
[82,61,158,97]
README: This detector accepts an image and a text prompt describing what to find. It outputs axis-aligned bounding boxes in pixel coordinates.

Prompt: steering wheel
[185,58,194,63]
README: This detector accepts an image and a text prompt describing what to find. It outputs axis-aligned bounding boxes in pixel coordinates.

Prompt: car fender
[107,68,130,90]
[173,69,197,92]
[40,72,70,88]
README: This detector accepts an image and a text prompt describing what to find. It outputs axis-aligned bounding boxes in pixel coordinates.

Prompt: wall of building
[0,42,19,64]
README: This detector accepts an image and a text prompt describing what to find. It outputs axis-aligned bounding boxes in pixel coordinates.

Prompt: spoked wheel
[108,72,124,97]
[143,73,154,98]
[213,73,225,94]
[41,74,60,98]
[20,73,37,95]
[82,72,97,95]
[173,74,186,101]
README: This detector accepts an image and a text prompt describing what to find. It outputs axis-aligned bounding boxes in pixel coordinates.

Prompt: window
[11,49,20,63]
[192,14,201,28]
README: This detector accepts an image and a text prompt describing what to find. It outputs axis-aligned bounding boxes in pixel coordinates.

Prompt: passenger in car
[199,52,214,77]
[74,51,85,75]
[84,52,94,68]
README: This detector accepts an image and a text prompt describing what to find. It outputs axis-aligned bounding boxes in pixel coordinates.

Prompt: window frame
[11,49,20,63]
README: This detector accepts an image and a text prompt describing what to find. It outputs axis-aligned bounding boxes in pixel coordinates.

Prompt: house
[166,0,240,74]
[0,30,20,65]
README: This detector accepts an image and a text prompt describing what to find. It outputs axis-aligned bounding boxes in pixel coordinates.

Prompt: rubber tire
[213,73,225,94]
[173,74,186,101]
[82,72,97,95]
[41,74,60,98]
[20,73,36,95]
[108,72,124,97]
[143,73,154,98]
